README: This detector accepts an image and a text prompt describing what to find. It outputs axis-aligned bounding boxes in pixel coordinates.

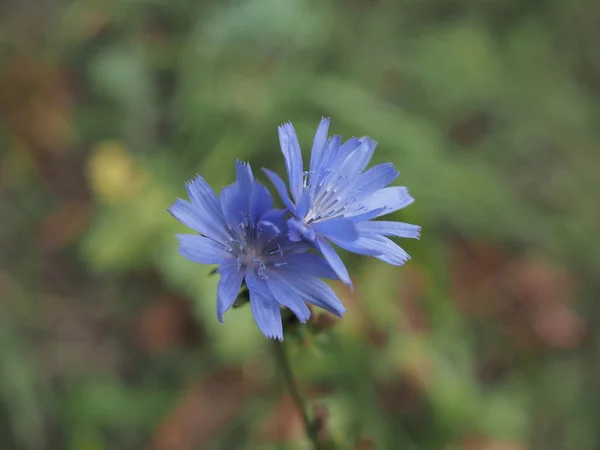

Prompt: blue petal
[357,186,414,218]
[185,175,225,222]
[235,160,254,191]
[311,137,366,200]
[345,162,398,197]
[216,262,244,322]
[287,218,303,242]
[346,207,387,223]
[287,218,316,242]
[246,272,283,340]
[176,234,231,264]
[326,234,382,256]
[249,182,273,220]
[315,236,353,288]
[277,270,346,317]
[168,199,225,241]
[278,252,337,279]
[262,168,295,211]
[256,221,282,248]
[309,117,330,177]
[340,233,410,266]
[368,235,410,265]
[338,137,377,177]
[356,221,421,239]
[295,189,312,218]
[313,135,341,187]
[266,273,311,323]
[278,122,304,202]
[257,209,291,249]
[280,240,313,255]
[313,218,358,242]
[220,183,246,229]
[330,137,363,171]
[259,208,287,229]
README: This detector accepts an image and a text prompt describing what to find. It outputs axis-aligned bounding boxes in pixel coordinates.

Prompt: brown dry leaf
[398,266,429,333]
[153,367,258,450]
[0,55,73,154]
[476,352,514,383]
[531,303,587,349]
[3,6,52,45]
[77,10,110,40]
[135,295,202,353]
[450,240,586,350]
[506,260,585,349]
[309,307,342,333]
[448,111,492,148]
[254,393,304,444]
[450,240,510,317]
[353,437,376,450]
[377,370,426,414]
[36,200,91,251]
[0,54,88,199]
[461,435,527,450]
[505,260,575,307]
[312,403,329,442]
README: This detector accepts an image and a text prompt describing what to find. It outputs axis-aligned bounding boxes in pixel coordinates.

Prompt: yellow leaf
[87,141,145,205]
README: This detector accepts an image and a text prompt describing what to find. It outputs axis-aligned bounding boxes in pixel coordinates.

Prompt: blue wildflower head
[168,161,346,340]
[264,118,421,288]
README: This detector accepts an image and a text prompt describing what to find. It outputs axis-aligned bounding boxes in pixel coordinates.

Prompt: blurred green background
[1,0,599,449]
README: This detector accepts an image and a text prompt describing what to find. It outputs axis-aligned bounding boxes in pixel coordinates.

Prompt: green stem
[272,340,324,450]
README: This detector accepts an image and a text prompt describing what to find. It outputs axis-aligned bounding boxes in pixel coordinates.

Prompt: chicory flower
[169,161,346,340]
[264,118,420,288]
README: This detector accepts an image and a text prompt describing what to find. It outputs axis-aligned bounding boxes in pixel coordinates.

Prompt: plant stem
[272,340,324,450]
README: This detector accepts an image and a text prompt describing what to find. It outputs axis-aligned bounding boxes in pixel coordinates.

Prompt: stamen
[269,244,283,256]
[255,259,268,278]
[229,239,245,250]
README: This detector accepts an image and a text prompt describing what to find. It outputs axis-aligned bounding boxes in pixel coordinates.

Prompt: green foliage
[1,0,600,448]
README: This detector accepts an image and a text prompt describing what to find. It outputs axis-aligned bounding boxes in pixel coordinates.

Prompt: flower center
[304,188,347,224]
[235,247,269,278]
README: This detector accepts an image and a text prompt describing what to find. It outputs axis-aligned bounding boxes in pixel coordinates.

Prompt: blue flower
[168,161,346,340]
[264,118,420,288]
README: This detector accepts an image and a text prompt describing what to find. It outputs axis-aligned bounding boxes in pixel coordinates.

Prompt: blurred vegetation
[1,0,600,449]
